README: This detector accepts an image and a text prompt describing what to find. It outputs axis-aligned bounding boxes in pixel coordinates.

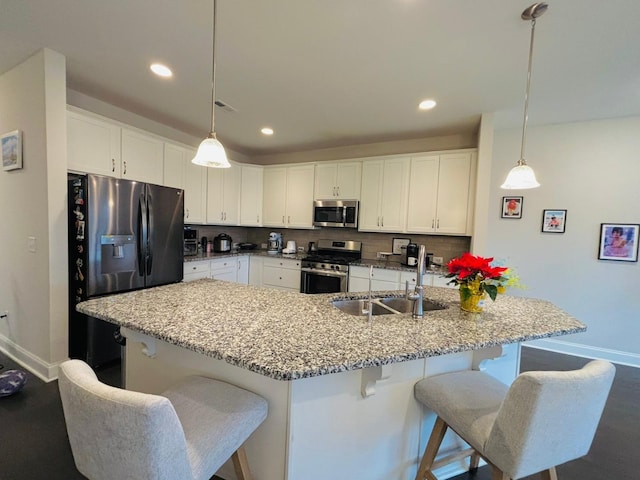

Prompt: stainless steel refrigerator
[68,174,184,367]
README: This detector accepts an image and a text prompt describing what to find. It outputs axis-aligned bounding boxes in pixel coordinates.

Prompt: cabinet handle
[431,219,435,229]
[288,216,291,224]
[336,186,340,196]
[257,214,259,223]
[437,219,439,229]
[123,161,127,175]
[186,208,189,218]
[377,217,380,227]
[282,215,285,224]
[224,212,227,221]
[112,159,115,172]
[220,212,223,221]
[381,216,384,227]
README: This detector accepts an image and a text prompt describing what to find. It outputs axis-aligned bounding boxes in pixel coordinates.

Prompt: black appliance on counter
[300,240,362,294]
[184,227,198,256]
[213,233,232,252]
[404,243,418,267]
[68,174,184,368]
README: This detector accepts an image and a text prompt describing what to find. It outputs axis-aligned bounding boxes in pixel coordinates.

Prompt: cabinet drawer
[350,266,399,283]
[183,261,210,276]
[211,258,236,272]
[263,266,301,290]
[183,271,210,282]
[263,257,301,270]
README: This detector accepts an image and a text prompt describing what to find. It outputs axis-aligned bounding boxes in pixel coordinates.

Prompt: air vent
[214,100,237,113]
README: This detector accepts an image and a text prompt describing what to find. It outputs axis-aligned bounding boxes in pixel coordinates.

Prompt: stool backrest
[485,359,615,479]
[58,359,193,480]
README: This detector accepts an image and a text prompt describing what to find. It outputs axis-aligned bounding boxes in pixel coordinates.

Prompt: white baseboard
[0,334,61,382]
[524,339,640,368]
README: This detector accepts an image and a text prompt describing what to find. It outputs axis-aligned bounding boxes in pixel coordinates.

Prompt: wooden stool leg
[415,416,448,480]
[540,467,558,480]
[469,450,480,472]
[232,446,253,480]
[491,464,510,480]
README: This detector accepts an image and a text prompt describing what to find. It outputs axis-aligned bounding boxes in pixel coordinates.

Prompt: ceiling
[1,0,639,157]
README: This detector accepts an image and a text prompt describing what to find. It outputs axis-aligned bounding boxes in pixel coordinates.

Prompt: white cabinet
[67,109,121,176]
[348,266,453,293]
[237,256,249,285]
[359,158,410,232]
[211,257,238,282]
[262,257,301,292]
[263,165,315,228]
[314,161,362,199]
[183,260,211,282]
[249,256,264,287]
[164,143,206,223]
[240,165,264,226]
[120,128,164,184]
[206,165,241,225]
[406,152,476,235]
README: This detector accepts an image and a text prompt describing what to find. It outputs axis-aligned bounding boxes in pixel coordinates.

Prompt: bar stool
[414,360,615,480]
[58,359,268,480]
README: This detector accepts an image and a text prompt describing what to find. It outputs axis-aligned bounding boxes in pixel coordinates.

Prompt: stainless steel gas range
[300,240,362,294]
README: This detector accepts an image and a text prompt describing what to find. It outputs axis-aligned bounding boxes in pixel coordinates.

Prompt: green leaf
[484,284,498,301]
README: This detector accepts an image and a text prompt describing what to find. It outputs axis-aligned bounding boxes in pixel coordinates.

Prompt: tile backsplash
[188,224,470,266]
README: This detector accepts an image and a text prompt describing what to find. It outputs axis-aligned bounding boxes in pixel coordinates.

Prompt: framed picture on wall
[2,130,22,171]
[598,223,639,262]
[541,209,567,233]
[501,196,523,219]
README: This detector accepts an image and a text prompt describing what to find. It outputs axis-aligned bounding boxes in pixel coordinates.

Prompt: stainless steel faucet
[405,245,426,318]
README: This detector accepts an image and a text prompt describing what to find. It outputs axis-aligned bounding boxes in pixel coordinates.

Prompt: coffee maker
[405,243,419,267]
[268,232,283,254]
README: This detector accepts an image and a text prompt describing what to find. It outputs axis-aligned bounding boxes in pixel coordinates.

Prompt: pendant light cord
[519,17,537,165]
[209,0,218,136]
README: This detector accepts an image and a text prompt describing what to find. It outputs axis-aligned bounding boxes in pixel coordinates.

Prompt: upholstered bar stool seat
[414,360,615,480]
[58,359,268,480]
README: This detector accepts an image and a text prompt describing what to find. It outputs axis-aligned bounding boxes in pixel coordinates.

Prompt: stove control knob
[321,264,326,269]
[333,265,339,271]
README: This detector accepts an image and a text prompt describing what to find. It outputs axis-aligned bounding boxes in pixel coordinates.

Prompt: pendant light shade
[501,2,547,190]
[192,0,230,169]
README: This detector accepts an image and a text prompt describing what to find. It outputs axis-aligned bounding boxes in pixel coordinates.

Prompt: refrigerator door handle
[137,194,147,276]
[146,192,153,276]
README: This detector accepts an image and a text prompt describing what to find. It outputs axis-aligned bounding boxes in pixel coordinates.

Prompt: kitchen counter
[184,249,306,262]
[77,279,585,381]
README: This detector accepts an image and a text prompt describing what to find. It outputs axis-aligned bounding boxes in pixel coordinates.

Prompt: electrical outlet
[433,256,444,265]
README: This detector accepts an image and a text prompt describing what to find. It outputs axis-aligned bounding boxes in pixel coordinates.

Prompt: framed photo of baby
[501,196,523,219]
[598,223,639,262]
[541,209,567,233]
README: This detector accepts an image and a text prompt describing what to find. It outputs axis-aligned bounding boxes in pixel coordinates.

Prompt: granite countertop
[77,280,586,381]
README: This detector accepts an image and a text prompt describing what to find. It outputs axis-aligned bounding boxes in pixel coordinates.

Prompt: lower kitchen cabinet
[262,257,302,292]
[348,266,454,293]
[183,260,211,282]
[210,258,238,282]
[183,256,250,285]
[237,256,249,284]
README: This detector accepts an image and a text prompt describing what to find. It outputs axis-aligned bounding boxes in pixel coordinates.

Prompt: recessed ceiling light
[261,127,274,136]
[150,63,173,78]
[418,99,437,110]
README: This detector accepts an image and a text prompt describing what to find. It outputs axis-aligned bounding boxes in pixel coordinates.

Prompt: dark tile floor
[0,347,637,479]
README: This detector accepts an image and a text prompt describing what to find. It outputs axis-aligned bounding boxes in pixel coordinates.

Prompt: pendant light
[192,0,231,168]
[501,2,548,189]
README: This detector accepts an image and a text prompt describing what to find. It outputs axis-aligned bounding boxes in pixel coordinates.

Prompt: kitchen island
[77,279,585,480]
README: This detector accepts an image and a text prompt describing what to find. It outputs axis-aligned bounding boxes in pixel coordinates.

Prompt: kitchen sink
[332,297,447,316]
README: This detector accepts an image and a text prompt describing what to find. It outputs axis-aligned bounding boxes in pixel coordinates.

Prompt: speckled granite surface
[77,279,586,381]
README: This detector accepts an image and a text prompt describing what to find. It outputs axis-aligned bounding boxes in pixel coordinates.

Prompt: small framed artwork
[392,237,411,255]
[2,130,23,171]
[501,196,523,219]
[541,209,567,233]
[598,223,639,262]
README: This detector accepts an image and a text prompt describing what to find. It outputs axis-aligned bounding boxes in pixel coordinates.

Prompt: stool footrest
[432,447,476,470]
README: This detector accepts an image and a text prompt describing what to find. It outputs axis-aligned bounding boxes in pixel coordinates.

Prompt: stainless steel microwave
[313,200,358,228]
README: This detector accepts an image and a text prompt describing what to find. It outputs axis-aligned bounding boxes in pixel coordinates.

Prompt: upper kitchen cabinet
[359,157,410,232]
[67,108,121,176]
[263,164,315,228]
[314,161,362,199]
[406,151,476,235]
[206,164,241,225]
[164,143,206,223]
[120,128,164,184]
[239,164,264,227]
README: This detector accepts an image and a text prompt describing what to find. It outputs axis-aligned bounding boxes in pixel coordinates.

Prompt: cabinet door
[406,155,439,233]
[211,258,238,282]
[379,157,410,232]
[121,128,164,184]
[221,166,241,224]
[262,167,287,227]
[285,165,315,228]
[163,144,185,189]
[237,256,249,285]
[183,151,207,224]
[435,153,473,234]
[206,168,224,223]
[335,162,362,199]
[358,160,384,231]
[314,163,338,199]
[67,110,121,176]
[249,256,263,287]
[240,165,263,226]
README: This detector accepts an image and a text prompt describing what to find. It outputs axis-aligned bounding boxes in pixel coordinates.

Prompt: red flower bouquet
[445,253,509,302]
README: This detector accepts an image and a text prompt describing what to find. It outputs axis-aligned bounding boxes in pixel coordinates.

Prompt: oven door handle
[301,267,348,278]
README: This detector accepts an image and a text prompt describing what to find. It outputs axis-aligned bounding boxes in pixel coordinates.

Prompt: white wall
[0,49,68,380]
[484,117,640,366]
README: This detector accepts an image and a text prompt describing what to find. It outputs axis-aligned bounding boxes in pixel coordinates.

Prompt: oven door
[301,268,348,294]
